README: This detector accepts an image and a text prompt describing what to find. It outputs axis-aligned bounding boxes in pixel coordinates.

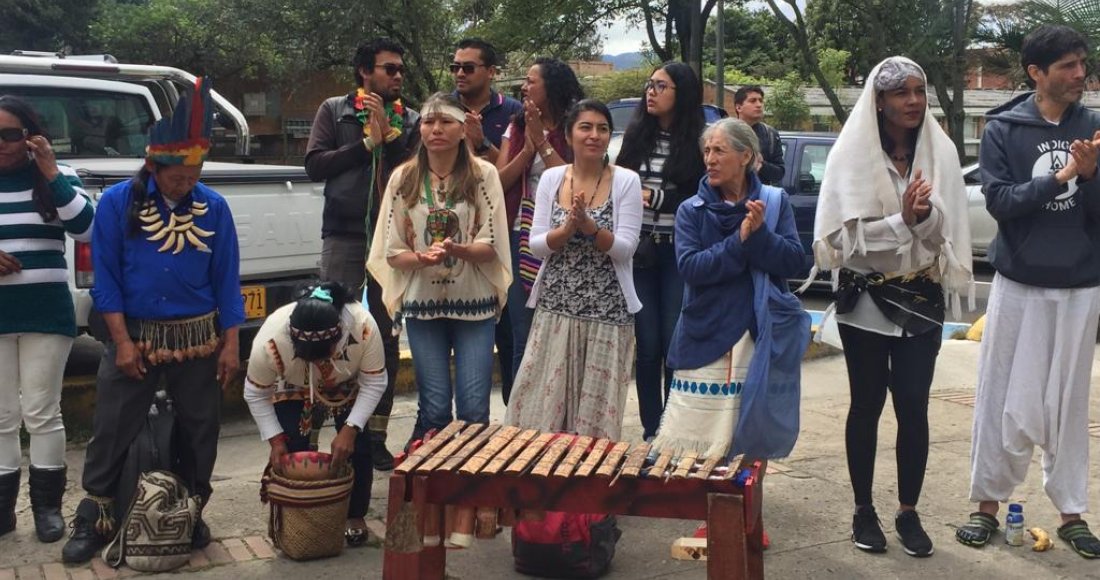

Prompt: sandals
[345,527,367,547]
[955,512,999,547]
[1058,520,1100,559]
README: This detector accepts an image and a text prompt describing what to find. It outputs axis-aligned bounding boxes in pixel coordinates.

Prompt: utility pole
[715,0,725,111]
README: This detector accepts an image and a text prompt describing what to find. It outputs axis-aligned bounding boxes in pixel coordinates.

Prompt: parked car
[963,162,997,260]
[0,54,322,358]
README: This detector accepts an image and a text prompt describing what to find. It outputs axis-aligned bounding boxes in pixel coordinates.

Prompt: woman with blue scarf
[652,118,810,540]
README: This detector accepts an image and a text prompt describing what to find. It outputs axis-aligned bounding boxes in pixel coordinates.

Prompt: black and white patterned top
[536,197,632,325]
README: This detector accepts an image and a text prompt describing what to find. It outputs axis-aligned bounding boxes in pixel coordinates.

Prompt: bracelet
[385,127,402,143]
[362,136,375,152]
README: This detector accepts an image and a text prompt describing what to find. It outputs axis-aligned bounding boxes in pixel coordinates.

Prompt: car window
[609,104,638,134]
[3,86,155,158]
[796,142,831,195]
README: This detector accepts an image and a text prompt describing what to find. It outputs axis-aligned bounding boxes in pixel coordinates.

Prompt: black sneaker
[61,498,112,564]
[896,510,934,557]
[852,505,887,552]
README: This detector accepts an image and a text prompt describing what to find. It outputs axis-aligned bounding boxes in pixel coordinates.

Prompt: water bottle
[1005,503,1025,546]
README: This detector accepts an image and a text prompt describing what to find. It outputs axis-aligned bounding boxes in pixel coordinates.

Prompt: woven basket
[260,464,354,561]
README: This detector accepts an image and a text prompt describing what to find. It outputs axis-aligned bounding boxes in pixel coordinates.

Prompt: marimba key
[594,441,630,478]
[416,423,486,473]
[574,438,612,478]
[670,451,699,479]
[532,435,575,477]
[459,426,522,474]
[503,432,556,475]
[439,424,500,472]
[647,450,673,479]
[395,420,466,474]
[481,428,539,475]
[552,435,593,478]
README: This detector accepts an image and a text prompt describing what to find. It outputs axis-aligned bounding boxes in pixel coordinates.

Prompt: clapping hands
[901,169,932,226]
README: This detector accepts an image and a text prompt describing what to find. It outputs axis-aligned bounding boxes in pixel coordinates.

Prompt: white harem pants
[969,273,1100,514]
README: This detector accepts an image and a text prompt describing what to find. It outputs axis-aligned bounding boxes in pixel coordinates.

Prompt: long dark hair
[289,281,356,362]
[514,57,585,133]
[125,162,168,236]
[616,62,706,187]
[0,96,56,222]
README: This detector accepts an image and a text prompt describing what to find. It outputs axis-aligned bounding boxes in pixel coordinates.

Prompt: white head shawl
[811,56,973,306]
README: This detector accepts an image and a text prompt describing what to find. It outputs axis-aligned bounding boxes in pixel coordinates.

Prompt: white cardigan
[527,164,643,313]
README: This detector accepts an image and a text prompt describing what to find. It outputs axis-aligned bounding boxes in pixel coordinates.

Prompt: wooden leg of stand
[707,493,747,580]
[413,476,446,579]
[746,510,764,580]
[383,474,418,580]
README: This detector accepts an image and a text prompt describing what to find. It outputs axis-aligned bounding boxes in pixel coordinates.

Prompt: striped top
[638,132,675,236]
[0,163,94,337]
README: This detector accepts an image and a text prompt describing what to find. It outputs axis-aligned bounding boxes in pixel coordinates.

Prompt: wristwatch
[344,421,363,434]
[541,143,554,158]
[362,136,375,152]
[475,137,492,155]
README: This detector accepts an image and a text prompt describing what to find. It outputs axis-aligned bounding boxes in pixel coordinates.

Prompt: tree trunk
[764,0,849,124]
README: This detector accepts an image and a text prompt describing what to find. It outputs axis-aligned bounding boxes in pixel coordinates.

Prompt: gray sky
[601,0,1021,56]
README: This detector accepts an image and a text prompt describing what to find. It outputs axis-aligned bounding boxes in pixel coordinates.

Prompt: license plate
[242,286,266,319]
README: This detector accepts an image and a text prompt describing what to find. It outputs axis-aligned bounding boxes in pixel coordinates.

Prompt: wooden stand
[382,465,764,579]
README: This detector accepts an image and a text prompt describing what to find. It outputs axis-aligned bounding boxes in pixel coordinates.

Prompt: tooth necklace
[140,198,216,253]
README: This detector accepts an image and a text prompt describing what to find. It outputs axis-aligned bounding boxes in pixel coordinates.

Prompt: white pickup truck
[0,53,323,355]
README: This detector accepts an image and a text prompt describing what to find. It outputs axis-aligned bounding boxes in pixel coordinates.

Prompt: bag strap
[761,186,782,232]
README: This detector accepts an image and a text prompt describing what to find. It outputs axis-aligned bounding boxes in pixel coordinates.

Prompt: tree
[702,5,798,80]
[768,72,810,130]
[0,0,100,54]
[762,0,849,123]
[976,0,1100,87]
[816,47,851,89]
[805,0,925,84]
[910,0,978,159]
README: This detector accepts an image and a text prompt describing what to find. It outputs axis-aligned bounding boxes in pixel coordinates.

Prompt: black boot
[0,470,19,538]
[369,432,395,471]
[62,497,113,564]
[192,517,211,549]
[28,465,66,543]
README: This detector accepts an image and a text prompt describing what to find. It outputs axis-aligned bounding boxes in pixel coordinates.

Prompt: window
[2,87,156,158]
[796,142,832,194]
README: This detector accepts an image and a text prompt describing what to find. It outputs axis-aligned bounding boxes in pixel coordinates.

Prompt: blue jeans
[632,238,684,439]
[506,232,534,400]
[405,317,496,441]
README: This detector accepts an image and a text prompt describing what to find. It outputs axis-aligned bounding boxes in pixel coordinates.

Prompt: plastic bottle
[1005,503,1025,546]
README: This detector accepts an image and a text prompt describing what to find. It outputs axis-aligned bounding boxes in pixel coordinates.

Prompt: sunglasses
[375,63,406,77]
[643,80,676,95]
[449,62,487,75]
[0,127,28,143]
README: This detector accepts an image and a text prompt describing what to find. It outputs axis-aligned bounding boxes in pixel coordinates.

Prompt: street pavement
[7,338,1100,579]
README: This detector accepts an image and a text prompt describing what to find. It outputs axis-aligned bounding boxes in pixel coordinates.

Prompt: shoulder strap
[761,186,782,231]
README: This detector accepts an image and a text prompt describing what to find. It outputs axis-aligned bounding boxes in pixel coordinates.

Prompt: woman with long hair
[0,96,94,543]
[368,93,511,442]
[243,281,388,546]
[812,56,972,557]
[494,58,585,402]
[615,62,707,440]
[505,99,642,439]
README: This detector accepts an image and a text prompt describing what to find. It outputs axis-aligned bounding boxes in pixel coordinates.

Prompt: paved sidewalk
[6,340,1100,578]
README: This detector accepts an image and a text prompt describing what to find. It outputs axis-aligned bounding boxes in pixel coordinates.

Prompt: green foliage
[701,65,771,87]
[0,0,100,53]
[804,0,927,83]
[977,0,1100,86]
[816,47,850,89]
[768,72,810,130]
[703,5,799,80]
[586,66,651,102]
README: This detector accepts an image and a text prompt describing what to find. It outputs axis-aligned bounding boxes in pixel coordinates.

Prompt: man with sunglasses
[450,38,524,404]
[305,37,420,471]
[734,85,785,185]
[451,38,523,165]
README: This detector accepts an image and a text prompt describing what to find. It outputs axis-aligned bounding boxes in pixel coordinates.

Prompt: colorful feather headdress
[146,77,213,166]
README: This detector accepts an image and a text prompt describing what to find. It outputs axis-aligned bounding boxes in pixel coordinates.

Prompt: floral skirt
[651,332,754,459]
[505,309,635,440]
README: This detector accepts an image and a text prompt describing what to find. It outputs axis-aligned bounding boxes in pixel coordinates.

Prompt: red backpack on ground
[512,512,621,578]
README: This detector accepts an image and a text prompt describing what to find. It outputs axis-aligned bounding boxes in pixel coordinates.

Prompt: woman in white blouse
[505,99,643,439]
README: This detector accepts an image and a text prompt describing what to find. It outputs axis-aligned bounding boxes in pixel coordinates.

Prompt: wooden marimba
[383,421,764,580]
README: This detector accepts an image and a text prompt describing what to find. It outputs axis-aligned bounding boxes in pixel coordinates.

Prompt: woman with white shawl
[812,57,972,558]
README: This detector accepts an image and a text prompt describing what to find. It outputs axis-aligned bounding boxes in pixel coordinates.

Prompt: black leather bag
[633,233,659,269]
[112,391,177,515]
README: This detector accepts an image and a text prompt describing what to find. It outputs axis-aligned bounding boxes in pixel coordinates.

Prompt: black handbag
[633,233,659,269]
[112,391,177,515]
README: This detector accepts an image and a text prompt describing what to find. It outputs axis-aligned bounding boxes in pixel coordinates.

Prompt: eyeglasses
[0,127,28,143]
[449,62,488,75]
[375,63,406,77]
[643,80,676,95]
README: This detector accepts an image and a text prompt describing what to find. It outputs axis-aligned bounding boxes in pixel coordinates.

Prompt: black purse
[634,232,659,269]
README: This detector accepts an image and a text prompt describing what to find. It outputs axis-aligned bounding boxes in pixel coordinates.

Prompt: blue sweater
[667,173,808,370]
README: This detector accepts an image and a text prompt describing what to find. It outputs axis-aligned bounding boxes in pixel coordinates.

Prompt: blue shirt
[91,177,245,330]
[454,89,523,147]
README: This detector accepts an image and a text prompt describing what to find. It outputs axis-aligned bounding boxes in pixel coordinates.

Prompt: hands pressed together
[901,168,933,227]
[1056,130,1100,184]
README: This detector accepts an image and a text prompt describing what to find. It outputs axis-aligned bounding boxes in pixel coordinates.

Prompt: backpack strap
[761,185,783,232]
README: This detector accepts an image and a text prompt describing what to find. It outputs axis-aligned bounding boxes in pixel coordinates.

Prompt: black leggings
[840,324,940,508]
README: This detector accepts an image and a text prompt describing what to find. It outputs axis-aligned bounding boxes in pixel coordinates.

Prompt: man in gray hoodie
[956,25,1100,558]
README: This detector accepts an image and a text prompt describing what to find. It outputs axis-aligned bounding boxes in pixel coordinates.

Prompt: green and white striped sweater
[0,162,94,337]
